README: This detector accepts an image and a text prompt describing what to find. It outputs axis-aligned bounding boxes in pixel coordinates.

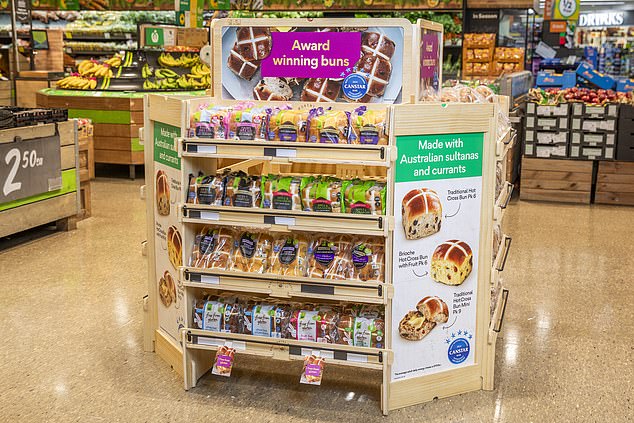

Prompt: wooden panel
[0,192,77,238]
[58,121,75,147]
[0,123,55,144]
[598,161,634,175]
[61,144,76,170]
[94,123,142,138]
[148,94,186,127]
[520,188,591,204]
[155,330,184,378]
[95,149,144,165]
[596,183,634,193]
[15,80,51,108]
[393,103,494,135]
[130,111,144,125]
[521,170,592,182]
[596,173,634,184]
[80,181,91,218]
[521,179,591,192]
[522,157,593,172]
[595,191,634,206]
[36,93,134,111]
[78,138,95,182]
[93,136,133,151]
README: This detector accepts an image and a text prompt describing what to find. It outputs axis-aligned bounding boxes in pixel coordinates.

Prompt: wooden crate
[595,161,634,206]
[78,135,95,182]
[0,80,12,106]
[520,157,593,204]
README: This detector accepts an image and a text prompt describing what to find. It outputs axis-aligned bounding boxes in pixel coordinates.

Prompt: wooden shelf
[180,138,393,167]
[180,203,390,237]
[184,328,387,370]
[488,287,508,344]
[494,182,513,222]
[181,267,391,305]
[493,234,511,273]
[497,128,515,160]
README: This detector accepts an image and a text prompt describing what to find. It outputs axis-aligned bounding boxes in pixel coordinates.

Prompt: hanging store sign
[465,10,499,34]
[578,12,633,27]
[15,0,30,24]
[552,0,579,21]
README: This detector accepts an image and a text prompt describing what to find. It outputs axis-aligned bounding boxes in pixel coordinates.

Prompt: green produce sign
[146,28,165,46]
[154,122,181,170]
[395,132,483,182]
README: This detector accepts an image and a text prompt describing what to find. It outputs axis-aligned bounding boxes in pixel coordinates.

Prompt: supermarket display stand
[143,18,510,415]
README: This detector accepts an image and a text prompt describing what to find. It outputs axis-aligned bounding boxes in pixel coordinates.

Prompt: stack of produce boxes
[569,103,618,160]
[524,102,570,159]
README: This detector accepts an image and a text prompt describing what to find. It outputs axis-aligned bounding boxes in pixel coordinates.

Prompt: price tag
[300,348,333,359]
[197,145,217,154]
[200,274,220,285]
[200,211,219,220]
[0,135,62,204]
[104,33,111,39]
[346,353,368,363]
[197,337,224,347]
[276,148,297,158]
[274,216,296,226]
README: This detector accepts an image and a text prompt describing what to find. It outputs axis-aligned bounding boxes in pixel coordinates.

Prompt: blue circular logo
[448,337,470,364]
[342,73,369,100]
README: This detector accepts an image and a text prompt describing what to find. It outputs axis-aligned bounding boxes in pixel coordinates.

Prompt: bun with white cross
[361,32,396,61]
[356,54,392,97]
[253,77,293,101]
[300,78,342,103]
[431,240,473,286]
[227,48,261,80]
[401,188,442,240]
[399,296,448,341]
[234,27,272,62]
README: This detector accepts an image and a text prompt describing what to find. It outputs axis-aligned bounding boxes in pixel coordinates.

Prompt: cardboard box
[526,115,569,131]
[525,129,568,145]
[535,71,576,88]
[526,102,569,117]
[571,118,616,133]
[571,131,616,146]
[177,28,209,48]
[616,79,634,93]
[576,62,615,90]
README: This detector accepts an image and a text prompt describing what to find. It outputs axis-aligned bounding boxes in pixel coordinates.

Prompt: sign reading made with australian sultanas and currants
[261,32,361,78]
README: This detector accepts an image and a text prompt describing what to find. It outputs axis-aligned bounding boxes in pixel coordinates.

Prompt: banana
[89,78,97,89]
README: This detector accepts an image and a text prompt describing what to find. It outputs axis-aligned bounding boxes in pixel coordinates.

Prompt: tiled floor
[1,179,632,422]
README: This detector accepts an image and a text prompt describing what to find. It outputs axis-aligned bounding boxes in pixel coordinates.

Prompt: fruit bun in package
[307,108,350,143]
[193,105,230,139]
[349,106,388,145]
[227,106,268,141]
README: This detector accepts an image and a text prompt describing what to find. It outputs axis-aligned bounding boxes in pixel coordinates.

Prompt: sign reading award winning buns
[213,18,412,104]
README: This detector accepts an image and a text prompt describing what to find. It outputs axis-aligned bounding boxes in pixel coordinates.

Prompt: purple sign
[305,363,322,378]
[217,355,232,368]
[421,33,439,79]
[261,31,361,79]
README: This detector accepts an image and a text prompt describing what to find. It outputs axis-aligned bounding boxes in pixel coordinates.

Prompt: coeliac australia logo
[342,72,369,100]
[446,329,472,365]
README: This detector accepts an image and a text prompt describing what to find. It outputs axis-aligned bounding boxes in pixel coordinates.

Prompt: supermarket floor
[1,178,633,423]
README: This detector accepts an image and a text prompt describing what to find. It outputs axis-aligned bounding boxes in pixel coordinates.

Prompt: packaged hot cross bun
[223,172,261,208]
[306,234,353,280]
[261,175,303,211]
[307,109,350,144]
[230,231,273,274]
[189,226,235,270]
[187,173,226,206]
[350,237,385,282]
[269,234,309,277]
[301,176,343,213]
[342,179,386,215]
[268,109,309,142]
[348,107,388,145]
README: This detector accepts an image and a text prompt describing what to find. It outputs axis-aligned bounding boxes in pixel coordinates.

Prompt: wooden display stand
[16,71,63,108]
[595,161,634,206]
[0,80,12,106]
[77,120,94,218]
[520,157,593,204]
[143,18,508,415]
[0,120,80,238]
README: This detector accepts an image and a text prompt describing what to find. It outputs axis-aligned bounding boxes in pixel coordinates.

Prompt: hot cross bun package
[189,227,235,270]
[306,234,353,280]
[269,234,309,277]
[230,231,273,274]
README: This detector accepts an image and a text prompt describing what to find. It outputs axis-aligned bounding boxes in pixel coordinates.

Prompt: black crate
[525,115,569,131]
[525,128,569,145]
[569,144,615,160]
[570,131,616,146]
[571,102,620,118]
[570,117,617,133]
[524,141,569,158]
[0,106,68,129]
[526,102,569,117]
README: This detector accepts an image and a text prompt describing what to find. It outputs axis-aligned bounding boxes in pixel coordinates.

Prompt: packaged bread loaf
[230,231,273,274]
[261,175,303,211]
[272,304,292,338]
[288,308,320,342]
[189,227,235,270]
[227,108,268,141]
[249,303,276,337]
[202,299,226,332]
[350,237,385,282]
[306,235,352,280]
[430,240,473,286]
[336,310,355,345]
[223,172,261,208]
[307,109,350,143]
[194,107,229,139]
[316,307,339,343]
[268,109,309,142]
[353,314,385,348]
[342,179,386,215]
[349,107,388,145]
[218,295,243,333]
[270,234,309,277]
[301,177,343,213]
[401,188,442,239]
[193,297,207,329]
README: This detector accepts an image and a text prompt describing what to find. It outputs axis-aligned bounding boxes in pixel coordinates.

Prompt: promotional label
[212,345,235,377]
[153,121,184,345]
[261,32,361,79]
[0,135,61,204]
[420,33,439,79]
[553,0,579,21]
[391,132,484,381]
[221,25,405,104]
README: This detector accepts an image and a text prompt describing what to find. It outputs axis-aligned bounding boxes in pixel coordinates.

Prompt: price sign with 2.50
[0,135,62,204]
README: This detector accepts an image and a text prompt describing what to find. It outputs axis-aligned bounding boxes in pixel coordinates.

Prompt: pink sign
[261,32,362,79]
[421,33,439,79]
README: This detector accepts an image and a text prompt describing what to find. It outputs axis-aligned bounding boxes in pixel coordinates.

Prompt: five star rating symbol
[446,330,472,344]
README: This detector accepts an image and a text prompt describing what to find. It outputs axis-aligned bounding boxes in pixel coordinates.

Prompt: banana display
[57,75,98,90]
[157,52,201,68]
[62,51,210,91]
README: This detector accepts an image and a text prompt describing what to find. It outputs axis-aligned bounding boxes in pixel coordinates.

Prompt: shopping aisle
[0,179,631,422]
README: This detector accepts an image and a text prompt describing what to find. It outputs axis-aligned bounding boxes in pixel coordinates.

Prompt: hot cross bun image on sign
[401,188,442,240]
[235,27,272,62]
[356,54,392,97]
[430,240,473,286]
[361,32,396,61]
[398,296,448,341]
[253,77,293,101]
[300,78,342,102]
[227,48,261,80]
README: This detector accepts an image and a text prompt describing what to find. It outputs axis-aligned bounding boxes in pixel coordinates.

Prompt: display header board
[213,18,413,104]
[417,19,443,101]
